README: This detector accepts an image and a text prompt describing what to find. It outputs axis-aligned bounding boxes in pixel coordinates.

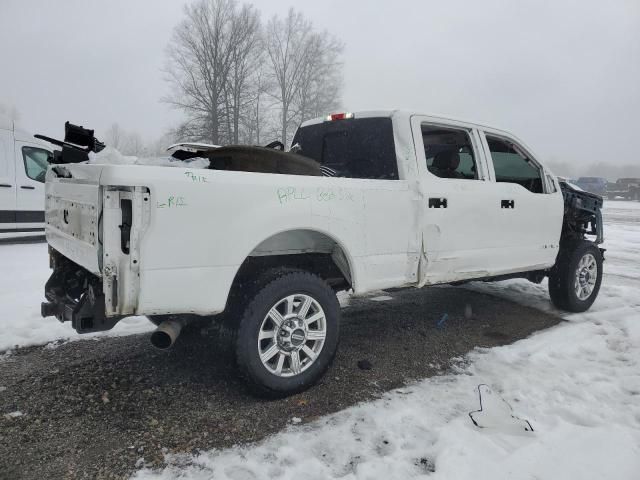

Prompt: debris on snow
[44,339,66,350]
[468,384,533,433]
[370,295,393,302]
[3,411,23,419]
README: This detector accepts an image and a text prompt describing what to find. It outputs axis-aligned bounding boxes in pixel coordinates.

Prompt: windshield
[22,146,51,182]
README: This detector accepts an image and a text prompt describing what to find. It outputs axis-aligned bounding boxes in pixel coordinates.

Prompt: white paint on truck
[44,110,563,317]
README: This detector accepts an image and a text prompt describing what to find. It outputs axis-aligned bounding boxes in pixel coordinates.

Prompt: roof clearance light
[326,112,354,121]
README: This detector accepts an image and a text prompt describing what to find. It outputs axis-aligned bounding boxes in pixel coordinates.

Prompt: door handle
[21,185,36,190]
[429,197,448,208]
[0,184,12,188]
[501,199,515,209]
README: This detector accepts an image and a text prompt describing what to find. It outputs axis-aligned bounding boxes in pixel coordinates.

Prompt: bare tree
[104,123,148,155]
[105,123,123,150]
[224,4,261,143]
[122,131,144,156]
[265,9,343,145]
[265,9,312,145]
[294,33,343,122]
[164,0,261,144]
[164,2,344,147]
[242,65,271,144]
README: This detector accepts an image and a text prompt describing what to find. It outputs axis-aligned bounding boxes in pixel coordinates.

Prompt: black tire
[232,269,340,397]
[548,241,603,312]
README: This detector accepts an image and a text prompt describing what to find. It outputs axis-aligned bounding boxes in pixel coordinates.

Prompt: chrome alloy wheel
[575,253,598,300]
[257,294,327,377]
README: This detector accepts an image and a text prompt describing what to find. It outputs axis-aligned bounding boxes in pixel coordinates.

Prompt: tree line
[165,0,344,148]
[7,1,344,156]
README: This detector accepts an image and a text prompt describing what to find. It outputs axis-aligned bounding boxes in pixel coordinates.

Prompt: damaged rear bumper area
[41,250,122,334]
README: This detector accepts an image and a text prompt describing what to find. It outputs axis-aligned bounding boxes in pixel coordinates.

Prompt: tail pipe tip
[150,319,184,350]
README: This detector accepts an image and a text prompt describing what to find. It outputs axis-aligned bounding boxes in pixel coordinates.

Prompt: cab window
[292,117,398,180]
[22,146,51,183]
[422,125,479,180]
[486,136,544,193]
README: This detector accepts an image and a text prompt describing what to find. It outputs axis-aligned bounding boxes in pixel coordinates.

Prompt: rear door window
[421,125,480,180]
[291,117,398,180]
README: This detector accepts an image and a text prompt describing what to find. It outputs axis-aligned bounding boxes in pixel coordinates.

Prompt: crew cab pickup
[40,112,604,396]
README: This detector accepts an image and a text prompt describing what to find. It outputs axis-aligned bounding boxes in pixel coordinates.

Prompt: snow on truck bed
[1,203,639,479]
[88,146,210,168]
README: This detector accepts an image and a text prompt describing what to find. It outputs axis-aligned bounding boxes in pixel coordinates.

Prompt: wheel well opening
[232,230,353,295]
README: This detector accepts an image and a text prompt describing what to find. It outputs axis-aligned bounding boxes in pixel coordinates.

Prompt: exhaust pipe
[150,319,184,350]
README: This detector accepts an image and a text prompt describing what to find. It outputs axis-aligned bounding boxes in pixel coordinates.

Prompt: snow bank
[88,147,210,169]
[0,241,153,353]
[134,201,640,480]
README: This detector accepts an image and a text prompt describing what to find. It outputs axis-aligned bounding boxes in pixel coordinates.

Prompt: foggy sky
[1,0,638,172]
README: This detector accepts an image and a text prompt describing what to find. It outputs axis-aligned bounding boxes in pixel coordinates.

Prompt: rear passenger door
[479,131,563,271]
[411,116,504,284]
[0,130,17,234]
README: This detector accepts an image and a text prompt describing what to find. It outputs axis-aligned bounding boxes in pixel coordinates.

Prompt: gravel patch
[0,286,562,479]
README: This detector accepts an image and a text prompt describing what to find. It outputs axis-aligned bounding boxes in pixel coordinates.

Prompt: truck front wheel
[233,269,340,397]
[548,241,603,312]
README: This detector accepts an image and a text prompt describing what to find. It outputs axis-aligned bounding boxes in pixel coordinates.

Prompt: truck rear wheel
[233,269,340,397]
[548,241,603,312]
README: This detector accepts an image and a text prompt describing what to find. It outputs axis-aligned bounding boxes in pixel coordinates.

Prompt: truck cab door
[0,130,17,234]
[478,130,563,271]
[411,116,503,284]
[14,142,49,232]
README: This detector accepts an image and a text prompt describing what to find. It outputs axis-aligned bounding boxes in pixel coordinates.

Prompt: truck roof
[299,110,538,164]
[0,114,50,147]
[300,110,519,139]
[0,114,14,132]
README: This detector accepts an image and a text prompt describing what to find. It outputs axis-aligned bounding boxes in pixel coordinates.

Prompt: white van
[0,116,53,239]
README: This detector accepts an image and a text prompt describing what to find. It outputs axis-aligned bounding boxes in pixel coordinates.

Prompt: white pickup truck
[40,111,604,396]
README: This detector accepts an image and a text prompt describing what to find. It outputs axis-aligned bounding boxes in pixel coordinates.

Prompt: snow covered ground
[1,202,639,479]
[0,241,153,353]
[133,201,640,480]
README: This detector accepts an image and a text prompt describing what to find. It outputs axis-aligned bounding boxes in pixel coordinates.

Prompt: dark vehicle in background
[607,178,640,201]
[575,177,608,196]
